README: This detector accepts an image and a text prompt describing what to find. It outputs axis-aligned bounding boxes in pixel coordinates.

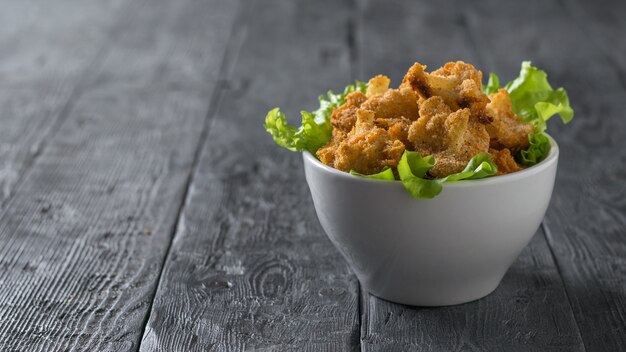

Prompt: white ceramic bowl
[303,137,558,306]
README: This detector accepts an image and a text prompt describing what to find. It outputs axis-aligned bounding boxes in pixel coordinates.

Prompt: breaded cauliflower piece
[318,61,529,179]
[485,88,534,150]
[317,109,405,174]
[361,85,420,121]
[374,117,412,146]
[329,91,368,134]
[402,61,491,122]
[407,96,490,177]
[329,75,419,134]
[489,148,522,175]
[366,75,391,97]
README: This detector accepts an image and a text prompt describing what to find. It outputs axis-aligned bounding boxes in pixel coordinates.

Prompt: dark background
[0,0,624,351]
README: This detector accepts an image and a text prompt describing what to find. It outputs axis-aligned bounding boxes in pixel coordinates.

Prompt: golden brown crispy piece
[329,91,367,134]
[403,61,490,122]
[361,85,420,121]
[489,148,522,175]
[374,117,412,146]
[330,75,419,134]
[366,75,391,97]
[315,128,346,166]
[363,74,420,121]
[485,88,534,150]
[407,96,490,177]
[319,61,530,178]
[317,109,405,174]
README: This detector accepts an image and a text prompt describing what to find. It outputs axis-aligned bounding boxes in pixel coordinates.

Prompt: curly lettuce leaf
[519,131,550,165]
[349,167,395,181]
[264,82,367,153]
[264,109,330,152]
[397,151,497,199]
[397,152,441,198]
[402,153,435,178]
[445,153,498,181]
[483,62,573,166]
[505,61,573,125]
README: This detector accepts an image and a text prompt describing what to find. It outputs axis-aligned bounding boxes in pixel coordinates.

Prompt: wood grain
[90,0,238,86]
[139,0,361,351]
[0,0,129,204]
[358,0,585,350]
[461,1,626,350]
[361,231,584,351]
[357,0,482,82]
[453,1,626,351]
[0,0,239,350]
[0,0,623,350]
[562,0,626,88]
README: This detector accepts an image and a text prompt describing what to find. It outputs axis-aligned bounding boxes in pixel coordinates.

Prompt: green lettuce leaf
[264,82,367,153]
[397,151,498,199]
[264,109,330,153]
[397,152,442,199]
[483,62,574,166]
[482,72,501,95]
[349,168,396,181]
[402,153,435,178]
[519,131,550,165]
[506,62,574,166]
[505,61,573,125]
[445,153,498,181]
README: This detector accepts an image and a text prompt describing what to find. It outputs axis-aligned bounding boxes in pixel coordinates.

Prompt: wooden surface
[140,1,361,350]
[0,0,238,350]
[0,0,624,351]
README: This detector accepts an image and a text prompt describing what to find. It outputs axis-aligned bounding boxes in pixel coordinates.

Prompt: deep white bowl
[303,137,558,306]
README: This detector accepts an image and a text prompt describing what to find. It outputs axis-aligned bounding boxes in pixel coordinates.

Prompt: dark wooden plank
[0,0,129,203]
[357,0,482,81]
[0,0,128,84]
[139,0,361,351]
[462,0,626,350]
[358,0,585,350]
[561,0,626,88]
[91,0,238,86]
[361,231,584,351]
[0,0,239,350]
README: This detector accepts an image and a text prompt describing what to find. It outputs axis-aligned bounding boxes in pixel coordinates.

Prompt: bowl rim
[303,134,559,188]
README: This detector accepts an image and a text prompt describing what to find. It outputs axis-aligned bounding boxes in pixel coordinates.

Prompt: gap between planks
[541,222,587,352]
[135,1,249,349]
[355,0,586,350]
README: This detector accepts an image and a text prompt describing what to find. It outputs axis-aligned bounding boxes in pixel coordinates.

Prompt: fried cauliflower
[407,96,490,177]
[317,109,405,174]
[485,88,534,150]
[402,61,491,123]
[316,61,535,177]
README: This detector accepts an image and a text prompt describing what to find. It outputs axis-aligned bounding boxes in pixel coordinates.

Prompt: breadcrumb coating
[407,97,490,177]
[366,75,391,97]
[316,61,534,177]
[361,85,420,121]
[329,91,367,134]
[317,110,405,174]
[490,148,523,175]
[486,89,534,151]
[403,61,491,123]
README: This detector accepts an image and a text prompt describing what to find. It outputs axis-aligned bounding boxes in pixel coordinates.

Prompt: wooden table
[0,0,624,350]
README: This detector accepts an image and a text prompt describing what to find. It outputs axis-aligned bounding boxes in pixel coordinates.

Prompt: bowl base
[364,279,502,307]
